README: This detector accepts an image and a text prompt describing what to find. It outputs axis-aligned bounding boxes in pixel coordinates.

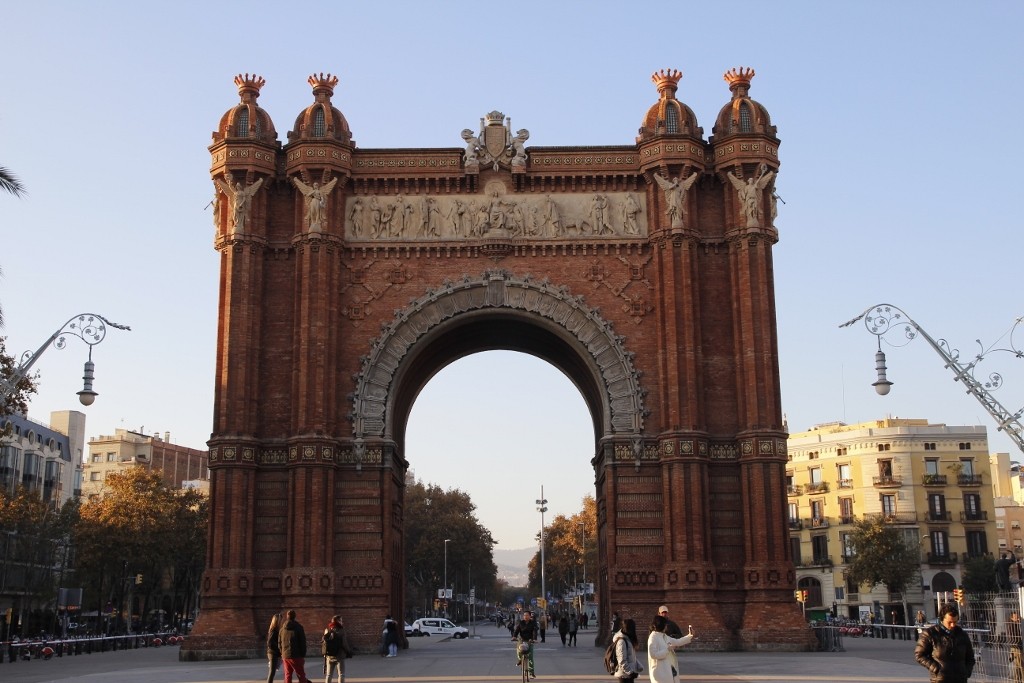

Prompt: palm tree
[0,165,26,326]
[0,166,25,197]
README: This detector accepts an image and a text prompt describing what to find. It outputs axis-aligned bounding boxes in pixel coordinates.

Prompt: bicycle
[513,636,535,681]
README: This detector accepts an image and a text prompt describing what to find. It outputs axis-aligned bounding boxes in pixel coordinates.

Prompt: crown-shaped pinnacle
[723,67,755,93]
[234,73,267,98]
[308,72,340,92]
[651,69,682,98]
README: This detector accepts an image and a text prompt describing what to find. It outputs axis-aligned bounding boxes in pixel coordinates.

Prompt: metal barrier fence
[948,590,1023,683]
[1,632,184,664]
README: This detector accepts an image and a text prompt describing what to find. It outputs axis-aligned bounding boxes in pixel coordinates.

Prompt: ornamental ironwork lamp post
[0,313,130,406]
[841,303,1024,455]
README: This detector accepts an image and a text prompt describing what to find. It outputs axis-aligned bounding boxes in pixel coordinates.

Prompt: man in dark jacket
[279,609,312,683]
[322,615,352,683]
[915,604,975,683]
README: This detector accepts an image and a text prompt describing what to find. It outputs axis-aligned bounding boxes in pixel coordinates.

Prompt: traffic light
[953,588,964,605]
[802,590,809,603]
[794,589,805,603]
[135,573,143,585]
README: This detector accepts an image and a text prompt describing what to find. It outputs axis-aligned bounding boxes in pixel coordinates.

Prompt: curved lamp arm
[841,303,1024,455]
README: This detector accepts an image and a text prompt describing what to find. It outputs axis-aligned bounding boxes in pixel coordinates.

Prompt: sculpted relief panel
[345,188,647,241]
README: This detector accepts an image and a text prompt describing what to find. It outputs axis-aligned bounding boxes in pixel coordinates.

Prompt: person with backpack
[608,618,643,682]
[321,615,352,683]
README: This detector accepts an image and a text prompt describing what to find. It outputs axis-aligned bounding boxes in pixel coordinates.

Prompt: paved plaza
[0,627,938,683]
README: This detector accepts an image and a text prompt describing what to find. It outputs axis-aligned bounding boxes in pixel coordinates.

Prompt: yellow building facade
[787,418,996,621]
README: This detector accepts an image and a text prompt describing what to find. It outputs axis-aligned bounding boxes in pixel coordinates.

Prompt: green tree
[0,486,77,636]
[961,555,997,593]
[0,165,26,328]
[74,469,207,633]
[846,515,920,623]
[403,479,497,622]
[0,166,24,198]
[527,496,596,606]
[0,336,38,426]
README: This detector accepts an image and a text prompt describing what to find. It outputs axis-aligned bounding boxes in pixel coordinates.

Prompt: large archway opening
[404,349,596,617]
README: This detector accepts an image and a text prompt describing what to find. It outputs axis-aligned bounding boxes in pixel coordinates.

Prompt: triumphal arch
[181,67,812,659]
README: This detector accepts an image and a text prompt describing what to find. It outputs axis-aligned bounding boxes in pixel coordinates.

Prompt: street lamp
[578,520,587,611]
[536,486,547,613]
[444,538,451,618]
[0,313,130,406]
[841,303,1024,454]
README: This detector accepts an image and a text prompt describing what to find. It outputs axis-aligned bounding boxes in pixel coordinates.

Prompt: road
[0,626,943,683]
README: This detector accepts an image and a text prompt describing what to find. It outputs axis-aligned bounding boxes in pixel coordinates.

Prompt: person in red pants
[279,610,312,683]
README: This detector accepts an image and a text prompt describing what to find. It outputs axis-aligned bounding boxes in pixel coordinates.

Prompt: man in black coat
[279,609,312,683]
[915,604,975,683]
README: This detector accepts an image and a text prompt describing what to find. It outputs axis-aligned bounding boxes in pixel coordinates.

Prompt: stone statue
[590,194,613,235]
[511,129,530,167]
[292,176,338,232]
[541,194,562,237]
[653,171,697,229]
[622,193,642,235]
[461,129,482,165]
[369,196,383,237]
[215,172,264,233]
[728,165,775,228]
[348,197,364,237]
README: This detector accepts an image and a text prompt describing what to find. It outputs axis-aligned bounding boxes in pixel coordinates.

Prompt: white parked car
[411,617,469,638]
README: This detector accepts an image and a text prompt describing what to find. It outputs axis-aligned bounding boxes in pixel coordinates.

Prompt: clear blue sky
[3,2,1023,549]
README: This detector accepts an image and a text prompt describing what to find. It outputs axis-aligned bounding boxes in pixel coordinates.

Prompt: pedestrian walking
[321,615,352,683]
[539,612,548,643]
[611,618,643,683]
[278,610,312,683]
[382,615,399,657]
[265,612,283,683]
[915,603,975,683]
[558,615,569,646]
[568,612,578,646]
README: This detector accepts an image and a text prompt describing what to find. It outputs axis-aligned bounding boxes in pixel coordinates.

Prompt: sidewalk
[0,629,933,683]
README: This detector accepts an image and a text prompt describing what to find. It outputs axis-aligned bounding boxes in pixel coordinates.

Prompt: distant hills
[494,546,533,586]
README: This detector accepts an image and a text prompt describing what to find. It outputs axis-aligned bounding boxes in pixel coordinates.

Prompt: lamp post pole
[0,313,130,406]
[578,520,587,613]
[842,304,1024,455]
[536,487,548,613]
[444,538,451,618]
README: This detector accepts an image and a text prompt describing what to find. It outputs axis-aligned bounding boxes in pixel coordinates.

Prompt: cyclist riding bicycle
[512,611,538,679]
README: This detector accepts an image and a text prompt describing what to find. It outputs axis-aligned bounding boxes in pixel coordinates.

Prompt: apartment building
[0,410,85,507]
[787,418,997,621]
[82,428,208,498]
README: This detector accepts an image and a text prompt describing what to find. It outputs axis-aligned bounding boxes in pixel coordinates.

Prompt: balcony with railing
[925,551,958,566]
[839,515,856,525]
[881,513,918,524]
[922,474,948,487]
[788,519,803,531]
[960,510,988,523]
[837,478,854,489]
[841,553,856,564]
[923,511,952,523]
[805,481,830,494]
[796,556,833,569]
[808,517,830,529]
[787,485,803,496]
[958,474,983,487]
[873,475,903,488]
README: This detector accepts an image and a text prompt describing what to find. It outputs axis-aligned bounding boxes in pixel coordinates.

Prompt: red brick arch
[181,70,815,660]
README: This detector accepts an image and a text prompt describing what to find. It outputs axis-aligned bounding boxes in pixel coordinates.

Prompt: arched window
[313,108,326,137]
[235,109,250,137]
[665,105,679,134]
[739,103,753,133]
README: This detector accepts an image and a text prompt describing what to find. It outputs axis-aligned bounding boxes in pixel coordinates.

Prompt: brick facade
[181,68,814,660]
